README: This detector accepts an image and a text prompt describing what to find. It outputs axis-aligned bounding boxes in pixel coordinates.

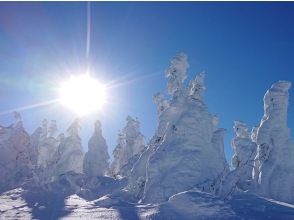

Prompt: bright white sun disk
[58,75,106,116]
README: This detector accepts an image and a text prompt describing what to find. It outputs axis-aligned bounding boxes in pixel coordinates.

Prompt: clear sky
[0,2,294,162]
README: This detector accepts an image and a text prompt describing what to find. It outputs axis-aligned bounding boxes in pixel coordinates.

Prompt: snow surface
[2,187,294,220]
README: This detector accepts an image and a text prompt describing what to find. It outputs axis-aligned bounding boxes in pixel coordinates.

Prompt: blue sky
[0,2,294,161]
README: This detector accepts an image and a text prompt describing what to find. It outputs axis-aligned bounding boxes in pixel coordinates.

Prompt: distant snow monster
[83,120,110,177]
[110,116,145,177]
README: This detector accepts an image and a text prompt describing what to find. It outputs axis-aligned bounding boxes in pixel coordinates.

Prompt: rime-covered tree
[110,116,145,177]
[83,120,110,177]
[54,119,84,176]
[124,54,228,203]
[0,112,34,192]
[216,121,256,199]
[253,81,294,203]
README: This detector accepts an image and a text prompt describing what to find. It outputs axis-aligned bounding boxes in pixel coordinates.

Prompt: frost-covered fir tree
[54,119,84,176]
[0,112,35,192]
[36,119,60,169]
[127,54,228,203]
[253,81,294,203]
[29,127,42,168]
[110,116,145,177]
[216,121,256,199]
[231,121,256,174]
[83,120,110,177]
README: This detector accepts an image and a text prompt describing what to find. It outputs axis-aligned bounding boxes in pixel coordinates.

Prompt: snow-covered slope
[2,187,294,220]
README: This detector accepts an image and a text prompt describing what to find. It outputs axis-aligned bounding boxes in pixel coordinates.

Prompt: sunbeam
[0,99,59,116]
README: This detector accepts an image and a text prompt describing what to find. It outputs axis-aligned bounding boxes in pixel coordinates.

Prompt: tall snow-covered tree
[0,112,34,192]
[53,119,84,176]
[231,121,256,171]
[253,81,294,203]
[110,116,145,177]
[215,121,256,199]
[83,120,110,177]
[142,71,228,203]
[128,57,228,202]
[36,119,59,169]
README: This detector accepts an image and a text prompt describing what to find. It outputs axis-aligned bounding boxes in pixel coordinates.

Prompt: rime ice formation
[0,112,34,192]
[153,92,169,115]
[231,121,256,173]
[40,119,48,141]
[165,53,189,96]
[216,121,256,199]
[83,120,110,177]
[12,111,23,129]
[36,119,60,169]
[54,119,84,176]
[127,54,229,203]
[110,116,145,177]
[110,132,127,177]
[29,127,42,168]
[48,120,58,138]
[253,81,294,203]
[188,72,206,100]
[231,121,256,189]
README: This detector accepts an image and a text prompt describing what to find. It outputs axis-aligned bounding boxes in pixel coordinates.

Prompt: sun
[58,75,106,116]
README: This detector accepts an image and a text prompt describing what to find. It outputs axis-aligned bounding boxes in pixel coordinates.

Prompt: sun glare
[58,75,106,116]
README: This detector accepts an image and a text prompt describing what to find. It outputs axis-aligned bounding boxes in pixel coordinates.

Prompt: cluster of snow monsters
[0,112,145,192]
[0,53,293,205]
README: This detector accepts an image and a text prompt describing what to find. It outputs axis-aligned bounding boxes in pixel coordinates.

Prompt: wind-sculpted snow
[83,120,110,177]
[253,81,294,203]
